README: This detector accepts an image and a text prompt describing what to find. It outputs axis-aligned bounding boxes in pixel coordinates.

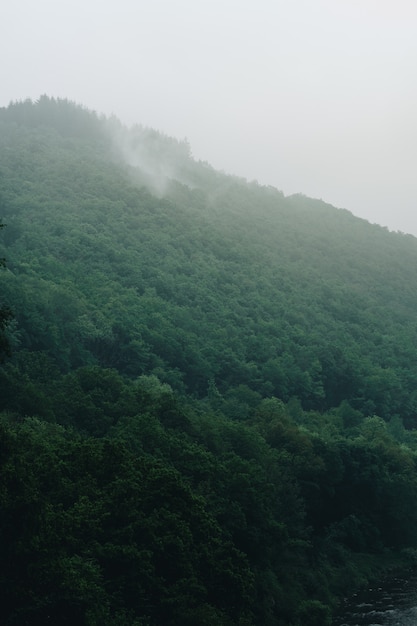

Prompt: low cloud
[106,117,193,196]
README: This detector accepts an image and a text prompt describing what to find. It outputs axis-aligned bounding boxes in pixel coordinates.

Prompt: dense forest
[2,96,417,625]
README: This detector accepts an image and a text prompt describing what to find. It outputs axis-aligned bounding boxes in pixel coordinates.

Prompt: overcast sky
[2,0,417,235]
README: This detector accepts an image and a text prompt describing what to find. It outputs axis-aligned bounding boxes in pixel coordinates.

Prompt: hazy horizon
[2,0,417,235]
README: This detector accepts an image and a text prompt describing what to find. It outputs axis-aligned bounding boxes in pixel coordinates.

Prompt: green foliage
[0,221,13,360]
[3,97,417,623]
[0,417,255,625]
[297,600,332,626]
[4,98,417,419]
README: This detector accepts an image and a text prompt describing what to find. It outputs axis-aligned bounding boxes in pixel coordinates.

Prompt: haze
[2,0,417,235]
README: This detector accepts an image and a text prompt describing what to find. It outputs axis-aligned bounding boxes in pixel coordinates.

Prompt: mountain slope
[1,96,417,420]
[2,97,417,625]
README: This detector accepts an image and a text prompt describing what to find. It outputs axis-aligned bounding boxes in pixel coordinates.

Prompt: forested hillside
[1,96,417,625]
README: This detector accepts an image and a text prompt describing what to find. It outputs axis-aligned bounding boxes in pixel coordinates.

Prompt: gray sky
[2,0,417,235]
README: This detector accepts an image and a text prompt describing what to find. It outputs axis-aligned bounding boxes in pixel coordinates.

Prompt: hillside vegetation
[1,96,417,625]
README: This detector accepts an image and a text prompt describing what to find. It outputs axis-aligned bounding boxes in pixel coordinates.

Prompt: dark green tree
[0,222,12,360]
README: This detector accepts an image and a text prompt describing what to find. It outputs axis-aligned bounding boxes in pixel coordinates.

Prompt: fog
[109,121,193,196]
[2,0,417,234]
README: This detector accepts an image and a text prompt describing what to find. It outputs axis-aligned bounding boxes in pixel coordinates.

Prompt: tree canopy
[1,96,417,624]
